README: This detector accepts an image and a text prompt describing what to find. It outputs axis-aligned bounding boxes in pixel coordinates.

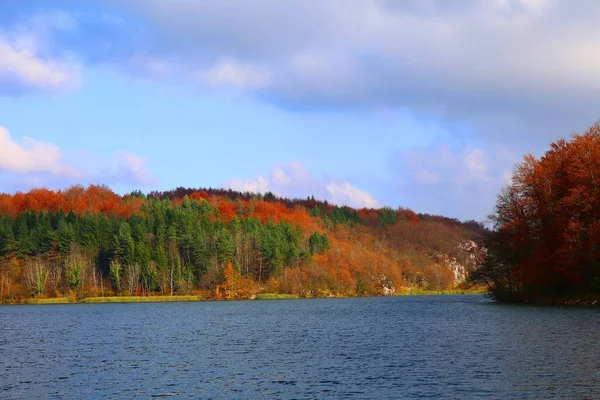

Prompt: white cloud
[0,126,155,191]
[225,162,381,208]
[4,1,595,151]
[0,29,79,94]
[271,162,313,189]
[225,162,316,197]
[401,146,493,186]
[227,176,271,194]
[326,182,381,209]
[103,1,598,97]
[463,148,488,182]
[5,2,598,144]
[111,151,156,185]
[0,126,78,176]
[194,58,271,90]
[70,0,596,151]
[393,143,520,219]
[227,162,320,197]
[272,167,290,186]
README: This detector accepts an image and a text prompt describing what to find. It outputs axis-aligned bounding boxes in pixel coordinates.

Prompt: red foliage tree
[481,122,600,300]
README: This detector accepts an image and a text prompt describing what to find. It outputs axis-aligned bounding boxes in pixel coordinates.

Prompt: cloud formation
[4,2,599,139]
[392,143,519,220]
[109,151,156,186]
[0,14,80,95]
[5,2,599,141]
[61,0,592,141]
[326,183,381,209]
[0,127,78,176]
[194,58,271,90]
[400,146,494,186]
[0,126,155,192]
[226,162,381,209]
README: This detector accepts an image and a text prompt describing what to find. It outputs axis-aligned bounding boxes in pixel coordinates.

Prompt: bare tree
[124,263,141,295]
[24,257,50,297]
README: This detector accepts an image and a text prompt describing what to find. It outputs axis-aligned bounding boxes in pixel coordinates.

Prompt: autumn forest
[0,185,484,303]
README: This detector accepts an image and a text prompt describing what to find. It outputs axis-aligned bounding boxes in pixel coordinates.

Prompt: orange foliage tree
[475,122,600,301]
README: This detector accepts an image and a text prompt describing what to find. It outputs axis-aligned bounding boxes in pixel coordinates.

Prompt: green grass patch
[255,293,300,300]
[18,291,485,305]
[396,289,487,296]
[28,297,73,304]
[81,295,201,304]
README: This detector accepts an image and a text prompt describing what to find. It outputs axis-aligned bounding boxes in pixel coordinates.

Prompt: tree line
[0,184,484,302]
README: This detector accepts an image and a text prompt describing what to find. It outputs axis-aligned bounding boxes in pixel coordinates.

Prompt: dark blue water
[1,295,599,399]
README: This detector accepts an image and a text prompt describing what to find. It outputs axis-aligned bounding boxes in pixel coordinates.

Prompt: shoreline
[1,290,487,306]
[489,289,600,306]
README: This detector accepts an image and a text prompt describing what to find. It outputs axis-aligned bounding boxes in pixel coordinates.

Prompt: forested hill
[0,186,485,302]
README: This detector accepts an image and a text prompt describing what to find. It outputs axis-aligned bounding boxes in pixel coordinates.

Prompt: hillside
[0,185,485,302]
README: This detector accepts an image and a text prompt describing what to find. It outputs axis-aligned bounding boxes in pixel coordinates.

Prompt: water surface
[1,296,599,399]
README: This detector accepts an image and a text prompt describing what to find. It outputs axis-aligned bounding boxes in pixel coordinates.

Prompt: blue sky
[1,0,599,221]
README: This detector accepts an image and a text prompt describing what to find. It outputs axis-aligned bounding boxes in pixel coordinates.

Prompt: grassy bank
[23,295,203,305]
[255,293,301,300]
[28,297,73,305]
[81,295,202,304]
[7,290,486,305]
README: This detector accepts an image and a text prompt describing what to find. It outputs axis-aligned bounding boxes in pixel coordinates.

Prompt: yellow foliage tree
[223,262,241,300]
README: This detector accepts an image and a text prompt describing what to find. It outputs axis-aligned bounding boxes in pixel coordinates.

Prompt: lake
[1,295,599,399]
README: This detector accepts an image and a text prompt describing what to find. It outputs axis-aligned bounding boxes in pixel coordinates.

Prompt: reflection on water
[1,296,599,399]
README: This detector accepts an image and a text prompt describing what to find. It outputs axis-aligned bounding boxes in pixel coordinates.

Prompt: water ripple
[0,296,599,399]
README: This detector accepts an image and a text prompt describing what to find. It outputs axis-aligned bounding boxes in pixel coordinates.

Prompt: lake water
[1,295,599,399]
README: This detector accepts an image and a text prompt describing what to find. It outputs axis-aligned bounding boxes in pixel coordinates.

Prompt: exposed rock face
[373,274,395,296]
[382,285,395,296]
[437,240,485,285]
